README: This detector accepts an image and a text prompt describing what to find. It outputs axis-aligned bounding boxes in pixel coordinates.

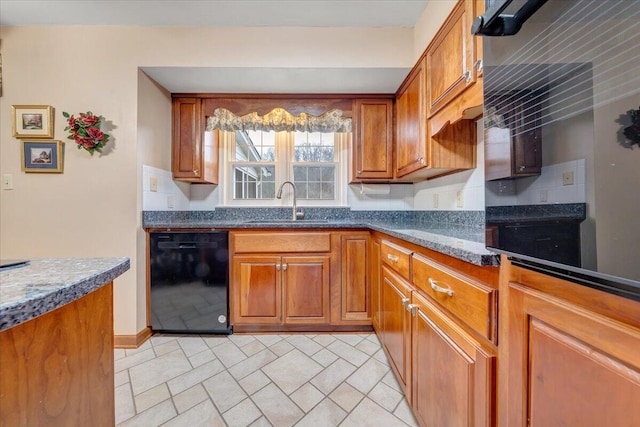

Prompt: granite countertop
[0,258,130,332]
[144,213,499,267]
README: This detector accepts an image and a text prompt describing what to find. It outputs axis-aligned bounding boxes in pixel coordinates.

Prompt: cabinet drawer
[381,241,411,279]
[233,232,331,253]
[412,253,497,341]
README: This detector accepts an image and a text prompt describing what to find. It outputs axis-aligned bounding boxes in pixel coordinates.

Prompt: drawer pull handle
[387,254,399,263]
[407,304,418,317]
[429,278,453,297]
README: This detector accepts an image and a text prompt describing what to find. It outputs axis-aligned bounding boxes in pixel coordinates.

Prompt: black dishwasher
[150,231,231,334]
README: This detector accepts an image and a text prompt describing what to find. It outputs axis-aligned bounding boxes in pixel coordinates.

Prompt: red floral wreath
[63,111,110,154]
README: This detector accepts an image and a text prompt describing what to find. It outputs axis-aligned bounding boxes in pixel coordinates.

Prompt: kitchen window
[220,129,349,206]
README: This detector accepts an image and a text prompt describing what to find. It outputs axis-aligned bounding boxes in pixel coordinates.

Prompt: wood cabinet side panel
[341,235,369,320]
[0,283,114,427]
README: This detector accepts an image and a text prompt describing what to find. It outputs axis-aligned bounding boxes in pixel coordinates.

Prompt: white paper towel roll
[360,183,391,195]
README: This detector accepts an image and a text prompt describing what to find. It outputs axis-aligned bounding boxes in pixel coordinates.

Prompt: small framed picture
[12,105,54,138]
[21,140,64,173]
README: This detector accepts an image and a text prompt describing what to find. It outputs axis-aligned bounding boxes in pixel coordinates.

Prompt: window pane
[293,165,335,200]
[233,165,275,199]
[293,132,335,162]
[235,130,276,162]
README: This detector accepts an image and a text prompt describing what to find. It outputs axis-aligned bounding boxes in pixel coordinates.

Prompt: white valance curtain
[205,107,352,133]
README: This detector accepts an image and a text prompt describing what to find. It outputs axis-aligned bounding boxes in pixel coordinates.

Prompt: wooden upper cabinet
[352,99,394,182]
[425,0,477,118]
[395,59,427,178]
[172,97,218,184]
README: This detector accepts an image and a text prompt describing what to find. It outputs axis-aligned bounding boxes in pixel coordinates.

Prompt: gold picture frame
[21,140,64,173]
[12,105,54,138]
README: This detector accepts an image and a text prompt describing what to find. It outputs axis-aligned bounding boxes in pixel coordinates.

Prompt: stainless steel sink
[244,219,329,224]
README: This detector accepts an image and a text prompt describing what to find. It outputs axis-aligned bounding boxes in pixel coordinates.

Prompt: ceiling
[0,0,428,94]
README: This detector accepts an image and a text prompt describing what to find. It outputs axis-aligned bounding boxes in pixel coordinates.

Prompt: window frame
[219,130,349,207]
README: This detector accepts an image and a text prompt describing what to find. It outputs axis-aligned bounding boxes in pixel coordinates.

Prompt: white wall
[0,25,415,336]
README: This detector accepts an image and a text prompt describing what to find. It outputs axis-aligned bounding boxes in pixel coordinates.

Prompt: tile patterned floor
[115,333,419,427]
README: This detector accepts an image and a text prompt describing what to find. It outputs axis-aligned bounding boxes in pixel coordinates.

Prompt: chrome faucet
[276,181,304,220]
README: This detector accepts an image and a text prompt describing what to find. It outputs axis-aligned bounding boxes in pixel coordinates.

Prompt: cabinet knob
[276,264,281,271]
[429,278,454,297]
[475,59,483,73]
[401,297,410,308]
[282,263,288,271]
[356,170,362,175]
[519,165,526,171]
[407,304,418,317]
[463,71,471,83]
[418,157,425,165]
[193,169,199,175]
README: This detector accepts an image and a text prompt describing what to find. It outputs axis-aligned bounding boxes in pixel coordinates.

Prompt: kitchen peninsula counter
[0,257,129,427]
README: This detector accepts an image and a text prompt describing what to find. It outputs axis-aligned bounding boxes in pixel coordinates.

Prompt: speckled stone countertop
[143,209,499,267]
[0,258,130,332]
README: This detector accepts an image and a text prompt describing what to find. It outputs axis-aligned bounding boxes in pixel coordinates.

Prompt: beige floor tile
[153,339,182,357]
[340,397,408,427]
[115,348,156,373]
[115,383,135,425]
[114,348,126,360]
[118,399,177,427]
[150,335,179,346]
[262,349,323,394]
[328,382,364,412]
[372,348,391,366]
[177,336,210,357]
[222,398,262,427]
[239,370,271,395]
[251,383,304,427]
[393,397,420,427]
[367,382,404,412]
[229,334,258,347]
[285,335,323,356]
[356,339,381,355]
[289,383,325,412]
[167,359,224,395]
[294,398,347,427]
[228,348,278,380]
[134,383,170,413]
[312,348,340,367]
[125,340,153,356]
[310,359,357,395]
[333,333,366,346]
[240,339,267,357]
[346,358,390,394]
[381,370,403,392]
[268,339,295,356]
[254,334,283,347]
[211,341,248,368]
[172,383,209,414]
[326,340,370,367]
[162,400,226,427]
[249,416,274,427]
[202,335,230,348]
[203,370,248,412]
[188,348,217,368]
[115,370,130,387]
[129,349,192,395]
[312,334,337,347]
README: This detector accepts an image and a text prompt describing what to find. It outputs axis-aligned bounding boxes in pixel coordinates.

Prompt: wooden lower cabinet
[232,254,330,325]
[500,257,640,427]
[339,233,370,322]
[411,290,495,427]
[380,265,414,394]
[370,238,382,330]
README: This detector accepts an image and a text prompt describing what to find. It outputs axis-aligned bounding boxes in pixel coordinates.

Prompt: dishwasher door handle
[178,244,197,249]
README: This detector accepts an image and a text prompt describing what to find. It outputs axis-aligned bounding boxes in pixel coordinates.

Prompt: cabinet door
[282,256,330,324]
[232,256,282,324]
[380,266,413,392]
[370,238,382,331]
[425,0,476,117]
[411,291,495,427]
[340,234,370,322]
[502,281,640,427]
[352,99,394,181]
[396,59,427,178]
[172,98,218,184]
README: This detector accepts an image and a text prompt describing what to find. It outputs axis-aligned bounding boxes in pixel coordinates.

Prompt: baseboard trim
[114,327,152,349]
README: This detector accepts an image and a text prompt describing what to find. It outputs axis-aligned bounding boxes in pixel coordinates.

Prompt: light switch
[3,174,13,190]
[540,189,548,202]
[150,176,158,192]
[456,190,464,208]
[167,195,175,209]
[432,193,439,208]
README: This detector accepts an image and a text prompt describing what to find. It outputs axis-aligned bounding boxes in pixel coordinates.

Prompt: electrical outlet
[432,193,439,208]
[167,195,175,209]
[456,190,464,208]
[562,171,574,186]
[539,189,548,202]
[150,176,158,192]
[2,174,13,190]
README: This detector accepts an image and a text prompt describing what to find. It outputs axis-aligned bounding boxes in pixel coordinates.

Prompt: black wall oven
[477,0,640,300]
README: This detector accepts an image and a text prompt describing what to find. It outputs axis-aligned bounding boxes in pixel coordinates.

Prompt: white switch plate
[167,195,175,209]
[456,190,464,208]
[562,171,574,186]
[150,176,158,192]
[3,174,13,190]
[539,189,548,202]
[432,193,439,208]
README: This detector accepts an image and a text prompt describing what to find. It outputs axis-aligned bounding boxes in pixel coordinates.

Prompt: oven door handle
[471,0,548,37]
